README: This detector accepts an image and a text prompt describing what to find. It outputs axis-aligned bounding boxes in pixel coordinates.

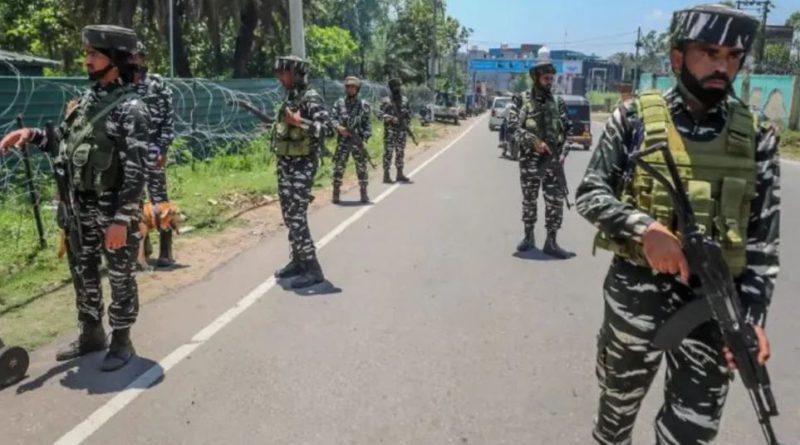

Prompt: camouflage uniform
[330,95,372,191]
[32,80,148,329]
[273,56,329,289]
[576,6,778,442]
[24,25,149,371]
[135,73,174,204]
[376,83,412,182]
[501,93,524,159]
[512,79,572,256]
[134,71,177,266]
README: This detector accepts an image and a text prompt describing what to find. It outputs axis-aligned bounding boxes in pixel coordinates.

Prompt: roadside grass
[781,129,800,160]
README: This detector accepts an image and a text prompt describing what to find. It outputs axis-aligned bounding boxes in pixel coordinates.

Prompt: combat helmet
[344,75,361,93]
[670,4,760,52]
[275,55,311,86]
[82,25,138,54]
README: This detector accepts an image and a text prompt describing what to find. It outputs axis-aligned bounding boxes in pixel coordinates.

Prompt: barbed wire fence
[0,61,435,280]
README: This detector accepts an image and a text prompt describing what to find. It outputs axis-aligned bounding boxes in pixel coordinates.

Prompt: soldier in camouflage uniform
[131,42,177,268]
[1,25,150,371]
[511,49,574,259]
[502,92,525,159]
[575,5,779,444]
[272,55,329,289]
[331,76,373,204]
[376,78,412,184]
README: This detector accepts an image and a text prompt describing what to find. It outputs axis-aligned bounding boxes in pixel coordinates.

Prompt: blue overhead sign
[469,58,565,73]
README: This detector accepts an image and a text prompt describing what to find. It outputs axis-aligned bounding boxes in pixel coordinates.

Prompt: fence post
[15,114,46,249]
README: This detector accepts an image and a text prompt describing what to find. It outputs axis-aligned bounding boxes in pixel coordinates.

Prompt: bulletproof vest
[58,86,137,193]
[274,88,313,156]
[593,91,758,277]
[522,91,564,146]
[339,98,364,135]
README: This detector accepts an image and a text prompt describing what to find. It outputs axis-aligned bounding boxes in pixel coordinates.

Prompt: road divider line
[54,114,488,445]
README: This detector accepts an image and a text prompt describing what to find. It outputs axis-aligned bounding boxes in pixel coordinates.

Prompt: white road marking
[54,115,488,445]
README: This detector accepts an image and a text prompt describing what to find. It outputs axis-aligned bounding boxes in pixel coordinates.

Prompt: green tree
[306,25,358,78]
[763,42,798,74]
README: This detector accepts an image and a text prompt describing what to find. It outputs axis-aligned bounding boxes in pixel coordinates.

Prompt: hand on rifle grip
[642,221,690,283]
[0,128,32,153]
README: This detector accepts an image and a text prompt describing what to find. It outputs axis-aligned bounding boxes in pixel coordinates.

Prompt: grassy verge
[587,91,621,107]
[781,129,800,160]
[0,119,442,349]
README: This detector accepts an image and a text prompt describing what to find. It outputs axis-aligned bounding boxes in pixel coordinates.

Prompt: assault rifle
[342,117,376,169]
[231,97,331,161]
[230,98,275,125]
[631,141,782,445]
[389,97,418,146]
[538,140,572,210]
[46,122,84,257]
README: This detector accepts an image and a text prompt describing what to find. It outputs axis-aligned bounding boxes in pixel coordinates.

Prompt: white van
[488,96,512,131]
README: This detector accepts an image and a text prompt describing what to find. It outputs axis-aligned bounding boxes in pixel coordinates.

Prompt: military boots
[516,224,536,252]
[156,229,175,268]
[396,168,410,183]
[543,231,574,259]
[275,255,304,279]
[101,328,136,372]
[291,258,325,289]
[55,320,107,361]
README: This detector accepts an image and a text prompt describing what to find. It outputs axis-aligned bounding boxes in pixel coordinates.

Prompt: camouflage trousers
[382,129,407,171]
[332,141,368,188]
[518,149,564,231]
[593,257,731,445]
[144,146,169,204]
[277,154,318,262]
[62,192,141,329]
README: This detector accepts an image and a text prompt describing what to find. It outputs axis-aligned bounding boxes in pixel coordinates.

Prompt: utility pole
[430,0,438,89]
[169,0,174,78]
[736,0,773,73]
[289,0,306,58]
[633,26,642,92]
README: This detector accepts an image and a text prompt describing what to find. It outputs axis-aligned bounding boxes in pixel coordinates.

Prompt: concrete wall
[638,73,800,129]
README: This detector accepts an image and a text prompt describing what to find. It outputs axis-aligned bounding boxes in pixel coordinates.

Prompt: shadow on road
[513,249,577,261]
[277,279,343,297]
[334,201,374,208]
[15,352,163,396]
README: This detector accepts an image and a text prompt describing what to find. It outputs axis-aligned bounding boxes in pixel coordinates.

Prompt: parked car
[560,95,593,150]
[432,91,461,124]
[489,96,512,131]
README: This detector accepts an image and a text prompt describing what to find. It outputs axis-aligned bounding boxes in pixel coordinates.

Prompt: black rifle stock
[630,142,782,445]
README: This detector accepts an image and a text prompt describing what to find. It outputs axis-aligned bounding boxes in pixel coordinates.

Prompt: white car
[488,96,512,131]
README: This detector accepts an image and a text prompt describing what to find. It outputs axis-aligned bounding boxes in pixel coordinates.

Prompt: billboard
[469,58,567,73]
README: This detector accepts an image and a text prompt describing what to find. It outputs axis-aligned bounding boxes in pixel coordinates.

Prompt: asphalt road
[2,114,798,445]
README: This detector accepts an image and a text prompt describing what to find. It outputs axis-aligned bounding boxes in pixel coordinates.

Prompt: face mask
[680,62,731,106]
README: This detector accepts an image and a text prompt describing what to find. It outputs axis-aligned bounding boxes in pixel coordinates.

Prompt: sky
[446,0,799,57]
